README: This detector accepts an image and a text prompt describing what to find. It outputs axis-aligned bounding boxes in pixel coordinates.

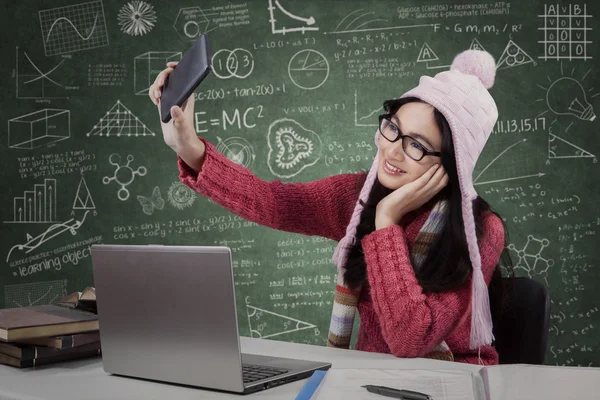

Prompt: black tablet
[160,34,211,123]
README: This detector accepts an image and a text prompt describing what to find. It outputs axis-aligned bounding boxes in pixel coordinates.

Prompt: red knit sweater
[178,138,504,365]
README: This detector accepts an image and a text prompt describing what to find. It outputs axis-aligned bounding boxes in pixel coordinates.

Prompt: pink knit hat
[332,49,499,350]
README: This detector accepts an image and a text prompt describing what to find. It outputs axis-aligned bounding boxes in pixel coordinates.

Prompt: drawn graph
[268,0,319,35]
[331,9,387,34]
[6,211,90,262]
[39,0,109,56]
[5,179,58,224]
[87,101,155,137]
[288,49,329,90]
[246,302,317,339]
[5,280,68,307]
[327,9,433,35]
[473,139,546,186]
[354,90,380,127]
[15,46,72,99]
[5,180,93,262]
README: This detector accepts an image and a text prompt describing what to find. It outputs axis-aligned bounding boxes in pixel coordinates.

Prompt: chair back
[490,277,551,364]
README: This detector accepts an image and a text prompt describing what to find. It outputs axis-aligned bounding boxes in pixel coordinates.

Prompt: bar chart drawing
[5,179,58,224]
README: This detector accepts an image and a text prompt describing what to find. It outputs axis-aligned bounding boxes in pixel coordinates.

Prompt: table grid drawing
[539,4,592,61]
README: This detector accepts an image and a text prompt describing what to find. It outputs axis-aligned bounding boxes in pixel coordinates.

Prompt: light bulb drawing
[547,77,596,121]
[537,63,599,124]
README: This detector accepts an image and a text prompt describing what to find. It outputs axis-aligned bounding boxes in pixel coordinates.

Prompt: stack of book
[0,287,101,368]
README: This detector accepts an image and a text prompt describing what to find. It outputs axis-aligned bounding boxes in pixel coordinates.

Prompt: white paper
[481,364,600,400]
[314,368,478,400]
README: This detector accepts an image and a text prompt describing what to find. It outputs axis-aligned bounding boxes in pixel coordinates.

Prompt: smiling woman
[330,50,512,365]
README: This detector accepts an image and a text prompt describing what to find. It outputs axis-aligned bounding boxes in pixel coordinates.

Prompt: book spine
[27,348,101,368]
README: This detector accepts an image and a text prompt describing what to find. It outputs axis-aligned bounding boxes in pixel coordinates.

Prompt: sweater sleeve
[178,137,365,241]
[361,212,505,358]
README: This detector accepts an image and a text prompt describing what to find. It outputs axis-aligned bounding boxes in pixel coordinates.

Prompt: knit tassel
[462,194,495,349]
[331,234,355,269]
[470,266,494,348]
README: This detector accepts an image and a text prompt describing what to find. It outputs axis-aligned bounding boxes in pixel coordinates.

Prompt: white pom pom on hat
[450,49,497,90]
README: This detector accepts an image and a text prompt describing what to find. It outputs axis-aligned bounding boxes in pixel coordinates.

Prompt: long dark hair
[343,97,513,298]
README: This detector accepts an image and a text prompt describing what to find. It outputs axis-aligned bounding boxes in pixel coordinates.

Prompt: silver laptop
[91,244,331,394]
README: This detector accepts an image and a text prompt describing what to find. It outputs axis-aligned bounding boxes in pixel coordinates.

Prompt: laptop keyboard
[242,363,289,383]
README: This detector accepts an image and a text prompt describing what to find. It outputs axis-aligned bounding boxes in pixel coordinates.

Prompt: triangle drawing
[87,100,155,137]
[470,38,487,52]
[73,176,96,210]
[497,40,536,70]
[246,304,316,339]
[417,43,439,63]
[548,133,595,159]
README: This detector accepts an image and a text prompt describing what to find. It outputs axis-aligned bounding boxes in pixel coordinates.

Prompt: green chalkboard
[1,0,599,366]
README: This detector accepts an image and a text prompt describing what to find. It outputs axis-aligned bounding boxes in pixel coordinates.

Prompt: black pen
[362,385,433,400]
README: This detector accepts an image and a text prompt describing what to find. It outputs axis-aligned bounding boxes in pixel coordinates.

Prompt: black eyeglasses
[378,114,442,161]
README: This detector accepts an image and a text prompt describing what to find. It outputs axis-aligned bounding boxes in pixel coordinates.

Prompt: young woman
[148,50,511,365]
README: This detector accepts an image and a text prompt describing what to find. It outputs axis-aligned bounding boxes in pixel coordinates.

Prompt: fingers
[148,64,177,105]
[170,105,187,129]
[157,62,177,87]
[429,164,449,192]
[436,170,449,191]
[415,163,441,188]
[414,163,448,194]
[170,106,182,128]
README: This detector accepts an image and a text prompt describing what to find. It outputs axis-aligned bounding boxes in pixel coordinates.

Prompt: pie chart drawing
[288,49,329,90]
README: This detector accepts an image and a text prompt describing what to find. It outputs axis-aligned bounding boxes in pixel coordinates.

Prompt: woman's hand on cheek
[375,164,449,230]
